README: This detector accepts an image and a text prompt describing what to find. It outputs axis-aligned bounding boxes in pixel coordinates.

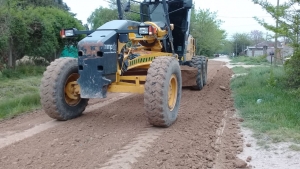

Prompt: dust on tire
[200,56,208,85]
[190,56,204,90]
[40,58,88,120]
[144,56,182,127]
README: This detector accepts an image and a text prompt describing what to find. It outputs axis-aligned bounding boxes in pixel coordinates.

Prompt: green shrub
[0,65,45,79]
[285,51,300,88]
[267,68,277,88]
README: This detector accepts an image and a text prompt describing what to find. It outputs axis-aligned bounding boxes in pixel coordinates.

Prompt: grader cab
[40,0,208,127]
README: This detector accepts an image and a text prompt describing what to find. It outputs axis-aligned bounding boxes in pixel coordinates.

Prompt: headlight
[60,28,77,38]
[138,25,157,36]
[65,30,75,37]
[138,27,149,35]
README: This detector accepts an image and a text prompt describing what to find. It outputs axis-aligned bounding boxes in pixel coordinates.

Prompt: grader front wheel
[40,58,88,120]
[144,57,182,127]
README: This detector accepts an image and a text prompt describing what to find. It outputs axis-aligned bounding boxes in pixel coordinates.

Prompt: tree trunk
[8,38,13,68]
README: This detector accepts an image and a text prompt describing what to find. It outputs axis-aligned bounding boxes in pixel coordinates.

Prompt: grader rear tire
[190,56,204,90]
[144,57,182,127]
[40,58,88,120]
[200,56,208,85]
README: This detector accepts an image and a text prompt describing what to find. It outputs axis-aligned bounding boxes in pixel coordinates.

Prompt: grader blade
[180,66,198,87]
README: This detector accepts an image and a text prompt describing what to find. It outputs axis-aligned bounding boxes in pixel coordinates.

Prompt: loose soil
[0,60,245,169]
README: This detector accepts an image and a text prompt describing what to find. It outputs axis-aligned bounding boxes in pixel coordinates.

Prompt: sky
[63,0,283,39]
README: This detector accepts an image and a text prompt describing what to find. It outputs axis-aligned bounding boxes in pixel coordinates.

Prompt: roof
[248,41,282,49]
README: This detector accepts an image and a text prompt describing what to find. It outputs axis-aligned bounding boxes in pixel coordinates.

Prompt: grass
[289,144,300,151]
[0,65,45,119]
[230,55,270,65]
[0,65,45,79]
[231,66,251,74]
[231,66,300,143]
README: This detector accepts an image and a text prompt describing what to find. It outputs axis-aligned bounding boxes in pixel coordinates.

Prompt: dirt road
[0,60,245,169]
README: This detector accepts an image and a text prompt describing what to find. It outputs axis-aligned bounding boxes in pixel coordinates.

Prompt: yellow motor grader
[40,0,208,127]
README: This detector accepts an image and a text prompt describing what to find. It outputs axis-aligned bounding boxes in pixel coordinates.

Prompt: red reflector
[60,29,65,38]
[149,26,154,35]
[153,27,157,34]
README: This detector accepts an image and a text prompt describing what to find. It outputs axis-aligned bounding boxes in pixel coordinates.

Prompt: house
[245,41,293,58]
[245,41,282,57]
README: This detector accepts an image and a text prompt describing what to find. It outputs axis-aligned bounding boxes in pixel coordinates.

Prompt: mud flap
[180,65,198,87]
[77,58,111,98]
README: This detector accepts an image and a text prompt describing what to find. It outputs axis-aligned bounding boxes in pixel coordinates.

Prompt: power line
[218,16,272,19]
[224,24,265,27]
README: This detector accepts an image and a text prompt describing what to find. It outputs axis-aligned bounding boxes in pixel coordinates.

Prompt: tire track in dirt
[98,60,229,169]
[132,61,240,169]
[0,60,241,169]
[214,110,228,155]
[0,93,131,149]
[0,120,60,149]
[100,128,163,169]
[0,93,150,169]
[95,90,192,169]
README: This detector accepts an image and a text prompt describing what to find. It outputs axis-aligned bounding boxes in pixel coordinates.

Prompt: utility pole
[274,0,279,65]
[236,42,237,56]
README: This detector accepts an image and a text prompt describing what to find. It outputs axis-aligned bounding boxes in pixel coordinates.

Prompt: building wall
[246,49,264,57]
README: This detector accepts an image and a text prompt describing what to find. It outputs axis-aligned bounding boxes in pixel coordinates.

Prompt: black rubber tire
[190,56,204,90]
[40,58,88,120]
[144,57,182,127]
[200,56,208,85]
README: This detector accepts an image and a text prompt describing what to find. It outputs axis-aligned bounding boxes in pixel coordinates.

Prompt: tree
[190,8,226,57]
[231,33,252,56]
[252,0,300,87]
[0,0,10,69]
[88,0,140,29]
[250,30,265,46]
[22,7,84,61]
[0,0,84,68]
[252,1,293,59]
[218,40,233,55]
[87,7,118,30]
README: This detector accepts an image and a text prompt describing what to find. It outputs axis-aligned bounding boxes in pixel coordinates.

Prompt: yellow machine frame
[107,22,176,94]
[65,21,194,97]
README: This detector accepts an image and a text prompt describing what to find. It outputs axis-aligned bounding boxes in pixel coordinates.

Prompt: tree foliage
[250,30,265,45]
[88,0,140,30]
[0,0,83,69]
[231,33,252,56]
[252,0,297,48]
[87,7,119,30]
[219,40,233,55]
[253,0,300,87]
[190,8,226,57]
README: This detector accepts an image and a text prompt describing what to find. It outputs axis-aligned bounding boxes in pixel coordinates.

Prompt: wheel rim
[64,73,81,106]
[168,74,178,111]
